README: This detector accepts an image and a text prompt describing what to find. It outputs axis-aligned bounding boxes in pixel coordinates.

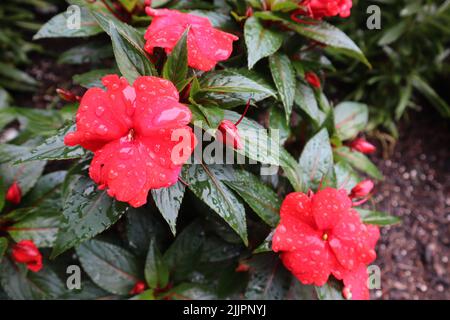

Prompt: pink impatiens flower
[144,7,238,71]
[64,75,196,208]
[272,188,379,299]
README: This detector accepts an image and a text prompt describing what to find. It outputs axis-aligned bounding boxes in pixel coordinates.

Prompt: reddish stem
[234,99,251,127]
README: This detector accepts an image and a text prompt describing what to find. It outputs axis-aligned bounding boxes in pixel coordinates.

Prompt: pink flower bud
[350,180,374,198]
[6,181,21,205]
[56,88,80,103]
[349,138,376,154]
[130,281,147,295]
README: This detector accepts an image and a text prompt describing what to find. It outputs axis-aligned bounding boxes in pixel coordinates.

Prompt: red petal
[312,188,352,231]
[64,75,133,151]
[329,210,379,269]
[144,8,238,71]
[340,265,370,300]
[132,77,191,135]
[280,192,316,228]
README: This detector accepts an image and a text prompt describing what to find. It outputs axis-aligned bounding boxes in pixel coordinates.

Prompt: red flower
[300,0,352,19]
[272,188,379,299]
[144,8,238,71]
[217,120,243,150]
[349,138,376,154]
[350,180,374,198]
[305,72,321,88]
[6,181,21,205]
[64,75,196,207]
[11,240,43,272]
[130,281,147,295]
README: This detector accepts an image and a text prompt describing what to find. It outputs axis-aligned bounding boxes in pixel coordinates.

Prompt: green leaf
[334,102,368,141]
[21,171,67,210]
[280,148,303,192]
[334,146,383,180]
[315,279,344,300]
[0,238,7,262]
[18,124,85,162]
[73,69,115,88]
[58,41,113,65]
[377,21,408,46]
[34,8,102,39]
[224,170,281,227]
[8,210,61,248]
[109,22,153,83]
[182,164,248,245]
[145,239,169,289]
[334,162,359,192]
[163,222,205,281]
[295,83,325,126]
[411,75,450,118]
[255,12,370,67]
[126,207,165,256]
[151,181,185,235]
[269,106,290,145]
[118,0,138,12]
[0,259,66,300]
[269,53,296,122]
[245,253,292,299]
[244,16,283,69]
[253,230,274,254]
[298,128,333,191]
[356,208,401,226]
[51,175,128,258]
[0,176,5,212]
[0,153,46,196]
[198,69,276,108]
[162,28,189,90]
[76,239,141,295]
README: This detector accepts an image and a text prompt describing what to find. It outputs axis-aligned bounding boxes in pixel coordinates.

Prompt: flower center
[127,128,135,141]
[322,232,329,241]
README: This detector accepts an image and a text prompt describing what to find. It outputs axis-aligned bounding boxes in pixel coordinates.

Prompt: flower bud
[130,281,147,295]
[6,181,21,205]
[235,263,250,272]
[305,72,321,88]
[56,88,80,103]
[349,138,376,154]
[11,240,43,272]
[350,180,374,198]
[342,286,352,300]
[245,7,254,18]
[217,120,243,150]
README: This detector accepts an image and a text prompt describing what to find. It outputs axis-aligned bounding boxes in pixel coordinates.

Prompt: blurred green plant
[331,0,450,136]
[0,0,59,104]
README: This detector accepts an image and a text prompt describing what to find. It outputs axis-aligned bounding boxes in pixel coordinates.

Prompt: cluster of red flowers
[272,187,379,300]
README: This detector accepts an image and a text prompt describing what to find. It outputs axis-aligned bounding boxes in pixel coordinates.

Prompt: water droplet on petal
[95,106,105,116]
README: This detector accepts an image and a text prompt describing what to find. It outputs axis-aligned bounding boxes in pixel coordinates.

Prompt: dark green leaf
[356,208,401,226]
[269,53,296,122]
[298,128,333,191]
[295,83,325,126]
[334,102,368,141]
[224,170,280,227]
[151,181,185,235]
[198,69,276,108]
[145,239,169,289]
[0,238,7,262]
[315,278,344,300]
[76,239,141,295]
[18,124,85,162]
[162,28,189,90]
[244,16,283,68]
[51,175,128,258]
[245,253,292,299]
[182,164,248,245]
[34,8,102,39]
[334,146,383,180]
[269,106,290,145]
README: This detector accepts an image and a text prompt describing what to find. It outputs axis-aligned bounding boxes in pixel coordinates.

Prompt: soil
[370,111,450,300]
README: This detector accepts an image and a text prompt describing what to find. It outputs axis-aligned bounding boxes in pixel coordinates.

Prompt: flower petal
[279,192,316,228]
[312,188,352,231]
[64,75,133,151]
[132,77,191,136]
[329,209,379,269]
[340,264,370,300]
